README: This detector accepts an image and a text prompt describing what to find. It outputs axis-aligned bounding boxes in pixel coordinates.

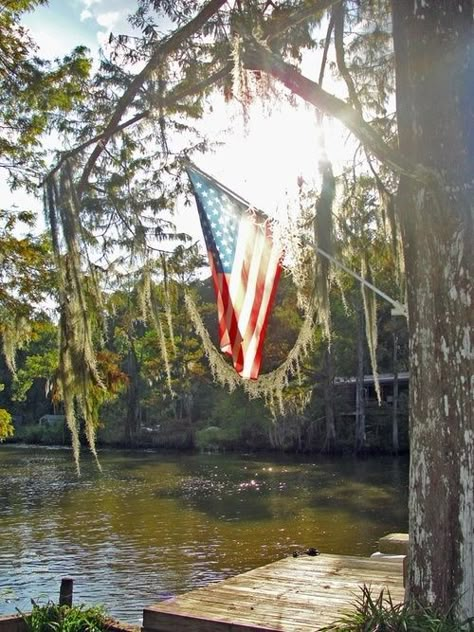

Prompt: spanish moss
[44,164,105,473]
[314,158,335,339]
[361,257,381,404]
[185,291,317,415]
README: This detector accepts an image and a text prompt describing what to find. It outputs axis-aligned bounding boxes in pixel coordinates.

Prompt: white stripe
[226,219,254,327]
[233,222,266,339]
[240,244,281,378]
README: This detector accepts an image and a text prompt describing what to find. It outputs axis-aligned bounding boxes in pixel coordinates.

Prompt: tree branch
[318,11,335,87]
[77,0,228,196]
[333,0,362,112]
[48,111,149,182]
[262,0,342,41]
[46,63,234,184]
[242,39,435,184]
[48,0,342,189]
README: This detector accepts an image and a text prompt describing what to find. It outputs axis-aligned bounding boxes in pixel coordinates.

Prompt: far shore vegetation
[1,276,408,456]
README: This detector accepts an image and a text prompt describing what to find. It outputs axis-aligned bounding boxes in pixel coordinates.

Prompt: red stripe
[242,230,272,346]
[249,259,282,378]
[209,254,229,349]
[210,252,243,370]
[228,227,255,364]
[222,273,242,365]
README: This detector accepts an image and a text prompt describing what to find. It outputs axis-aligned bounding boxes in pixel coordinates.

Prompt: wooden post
[59,578,73,606]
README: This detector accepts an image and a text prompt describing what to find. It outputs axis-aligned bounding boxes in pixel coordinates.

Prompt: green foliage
[9,318,58,400]
[0,209,55,318]
[195,425,232,452]
[0,407,14,441]
[0,0,410,460]
[22,602,107,632]
[13,422,65,446]
[0,0,92,188]
[204,387,271,450]
[324,586,474,631]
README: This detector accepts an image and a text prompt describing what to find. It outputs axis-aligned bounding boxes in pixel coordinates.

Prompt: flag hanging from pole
[186,164,282,380]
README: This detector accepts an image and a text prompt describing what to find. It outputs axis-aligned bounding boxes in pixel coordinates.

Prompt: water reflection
[0,446,408,623]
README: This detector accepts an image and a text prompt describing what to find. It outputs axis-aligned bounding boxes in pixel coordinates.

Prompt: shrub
[0,408,14,441]
[195,425,234,452]
[22,602,107,632]
[13,423,66,445]
[323,586,474,631]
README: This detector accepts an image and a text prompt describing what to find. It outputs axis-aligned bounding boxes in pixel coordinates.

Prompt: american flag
[186,164,282,380]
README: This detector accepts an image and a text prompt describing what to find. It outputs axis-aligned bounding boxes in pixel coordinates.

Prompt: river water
[0,445,408,623]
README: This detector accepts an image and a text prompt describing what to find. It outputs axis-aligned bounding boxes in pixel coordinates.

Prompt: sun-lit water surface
[0,445,408,623]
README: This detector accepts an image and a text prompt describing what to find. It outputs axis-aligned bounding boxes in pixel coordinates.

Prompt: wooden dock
[142,553,405,632]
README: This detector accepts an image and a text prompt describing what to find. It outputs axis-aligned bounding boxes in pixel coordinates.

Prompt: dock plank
[142,553,405,632]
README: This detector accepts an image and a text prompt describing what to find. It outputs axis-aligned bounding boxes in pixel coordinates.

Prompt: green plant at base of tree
[21,602,108,632]
[323,586,474,632]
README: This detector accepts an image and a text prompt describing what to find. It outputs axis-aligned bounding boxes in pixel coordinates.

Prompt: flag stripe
[234,222,266,341]
[209,253,230,350]
[242,243,282,378]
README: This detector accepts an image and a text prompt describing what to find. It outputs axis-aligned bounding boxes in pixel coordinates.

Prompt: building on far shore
[334,372,409,405]
[334,372,409,450]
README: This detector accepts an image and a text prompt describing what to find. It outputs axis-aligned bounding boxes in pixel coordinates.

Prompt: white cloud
[25,25,86,58]
[96,10,121,30]
[80,9,93,21]
[96,30,110,49]
[93,6,134,50]
[81,0,102,8]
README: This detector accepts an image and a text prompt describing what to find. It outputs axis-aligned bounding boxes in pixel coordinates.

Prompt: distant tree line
[1,269,408,455]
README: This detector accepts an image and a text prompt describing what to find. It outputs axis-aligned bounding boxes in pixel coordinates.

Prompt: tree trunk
[392,0,474,618]
[392,333,399,455]
[125,343,141,445]
[322,345,337,453]
[354,308,366,454]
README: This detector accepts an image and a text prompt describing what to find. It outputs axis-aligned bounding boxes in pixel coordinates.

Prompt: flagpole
[316,246,407,317]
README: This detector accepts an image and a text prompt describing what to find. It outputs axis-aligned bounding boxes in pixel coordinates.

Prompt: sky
[23,0,134,60]
[2,0,137,225]
[6,1,350,243]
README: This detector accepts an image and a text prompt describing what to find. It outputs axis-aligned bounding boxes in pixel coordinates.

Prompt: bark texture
[392,0,474,618]
[355,308,366,454]
[323,346,337,453]
[392,333,399,455]
[125,343,141,445]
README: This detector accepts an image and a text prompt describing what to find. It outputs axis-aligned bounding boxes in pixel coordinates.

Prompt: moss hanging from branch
[314,158,336,338]
[231,35,251,128]
[45,164,105,473]
[1,315,31,374]
[156,315,174,396]
[138,264,153,322]
[184,291,317,415]
[138,264,176,397]
[184,292,240,393]
[361,256,381,404]
[161,256,177,354]
[375,179,406,298]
